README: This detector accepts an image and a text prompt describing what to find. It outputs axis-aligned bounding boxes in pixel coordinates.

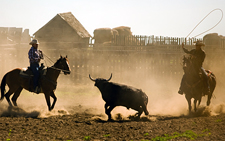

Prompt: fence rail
[110,35,203,46]
[0,44,225,88]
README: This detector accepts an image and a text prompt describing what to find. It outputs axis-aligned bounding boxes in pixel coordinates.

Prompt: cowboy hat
[194,40,205,46]
[29,39,39,45]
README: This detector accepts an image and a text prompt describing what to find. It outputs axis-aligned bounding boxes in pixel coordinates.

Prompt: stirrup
[34,87,40,94]
[178,90,183,95]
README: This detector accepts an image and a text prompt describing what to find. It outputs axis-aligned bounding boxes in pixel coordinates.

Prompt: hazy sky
[0,0,224,38]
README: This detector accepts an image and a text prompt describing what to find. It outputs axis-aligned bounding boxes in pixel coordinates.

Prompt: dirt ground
[0,80,225,141]
[0,105,225,141]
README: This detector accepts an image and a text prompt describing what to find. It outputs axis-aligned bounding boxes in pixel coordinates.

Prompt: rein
[185,79,202,89]
[183,57,203,93]
[185,58,199,76]
[42,53,70,74]
[43,52,88,78]
[48,66,71,73]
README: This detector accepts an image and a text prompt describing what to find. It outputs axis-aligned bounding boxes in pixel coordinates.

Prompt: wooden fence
[1,43,225,89]
[110,35,202,46]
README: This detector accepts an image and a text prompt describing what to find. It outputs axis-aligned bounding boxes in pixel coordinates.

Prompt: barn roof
[34,12,91,38]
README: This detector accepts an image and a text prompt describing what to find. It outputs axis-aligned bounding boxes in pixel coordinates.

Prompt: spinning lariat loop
[186,8,223,42]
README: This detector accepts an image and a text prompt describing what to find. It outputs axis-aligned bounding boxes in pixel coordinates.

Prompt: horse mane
[54,57,63,66]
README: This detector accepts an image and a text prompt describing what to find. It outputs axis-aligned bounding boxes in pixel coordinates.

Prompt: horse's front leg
[185,95,192,113]
[50,91,57,110]
[194,99,197,112]
[44,92,52,111]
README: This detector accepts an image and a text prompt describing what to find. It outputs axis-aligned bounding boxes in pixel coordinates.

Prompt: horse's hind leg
[5,90,14,107]
[11,87,23,106]
[207,92,213,106]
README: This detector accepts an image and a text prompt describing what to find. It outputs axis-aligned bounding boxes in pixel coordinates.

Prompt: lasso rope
[42,53,71,73]
[42,53,87,76]
[42,52,55,65]
[186,8,223,41]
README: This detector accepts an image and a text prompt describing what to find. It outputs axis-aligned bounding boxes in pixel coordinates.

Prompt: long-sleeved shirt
[183,47,205,69]
[28,47,43,64]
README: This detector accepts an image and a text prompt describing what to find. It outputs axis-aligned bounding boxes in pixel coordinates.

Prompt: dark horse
[0,56,71,111]
[182,55,216,112]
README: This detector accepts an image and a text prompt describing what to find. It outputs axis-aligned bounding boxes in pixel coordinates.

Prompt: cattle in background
[89,73,149,121]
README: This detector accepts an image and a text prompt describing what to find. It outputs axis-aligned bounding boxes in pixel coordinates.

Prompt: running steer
[89,73,149,121]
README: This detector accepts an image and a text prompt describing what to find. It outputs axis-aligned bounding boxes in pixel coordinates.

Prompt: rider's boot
[178,89,183,95]
[34,86,41,94]
[202,68,211,96]
[178,75,185,95]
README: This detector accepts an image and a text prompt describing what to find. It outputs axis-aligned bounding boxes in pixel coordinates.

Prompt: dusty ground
[0,81,225,141]
[0,105,225,141]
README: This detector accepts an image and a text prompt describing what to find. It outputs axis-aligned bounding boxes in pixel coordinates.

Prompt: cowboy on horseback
[178,40,210,95]
[28,39,43,93]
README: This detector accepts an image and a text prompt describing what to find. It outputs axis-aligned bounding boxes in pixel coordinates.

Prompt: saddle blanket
[20,68,47,78]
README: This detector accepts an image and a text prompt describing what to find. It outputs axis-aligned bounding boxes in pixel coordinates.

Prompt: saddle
[20,63,46,77]
[206,70,213,77]
[20,63,46,93]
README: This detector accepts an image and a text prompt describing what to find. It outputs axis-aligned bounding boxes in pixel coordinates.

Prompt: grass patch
[150,129,211,141]
[6,129,11,141]
[215,119,222,122]
[83,136,91,140]
[103,134,110,138]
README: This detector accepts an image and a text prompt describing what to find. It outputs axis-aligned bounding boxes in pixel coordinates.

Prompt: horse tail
[0,73,7,100]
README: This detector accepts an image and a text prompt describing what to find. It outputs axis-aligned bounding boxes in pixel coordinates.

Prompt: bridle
[49,57,71,74]
[183,56,203,94]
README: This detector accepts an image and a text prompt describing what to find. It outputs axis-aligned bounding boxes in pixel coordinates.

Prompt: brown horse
[182,55,216,112]
[0,56,71,111]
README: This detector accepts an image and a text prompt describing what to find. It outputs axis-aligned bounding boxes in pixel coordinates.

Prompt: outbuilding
[33,12,91,48]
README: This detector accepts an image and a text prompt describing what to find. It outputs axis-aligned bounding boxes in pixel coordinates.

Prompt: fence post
[140,35,142,46]
[160,36,161,45]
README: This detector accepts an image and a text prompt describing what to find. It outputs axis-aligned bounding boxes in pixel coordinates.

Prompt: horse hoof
[107,118,114,122]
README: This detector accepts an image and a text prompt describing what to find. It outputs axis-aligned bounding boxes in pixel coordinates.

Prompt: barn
[33,12,92,48]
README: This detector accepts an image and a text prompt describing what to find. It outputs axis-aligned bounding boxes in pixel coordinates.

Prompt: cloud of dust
[1,44,225,119]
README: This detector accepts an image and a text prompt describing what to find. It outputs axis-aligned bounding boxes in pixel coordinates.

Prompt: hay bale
[113,26,132,36]
[93,28,113,43]
[203,33,221,45]
[112,29,119,36]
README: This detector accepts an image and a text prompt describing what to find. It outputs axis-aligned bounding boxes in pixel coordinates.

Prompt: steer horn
[89,74,96,81]
[106,73,112,81]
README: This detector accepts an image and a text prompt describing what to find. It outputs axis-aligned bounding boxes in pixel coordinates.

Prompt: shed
[33,12,91,48]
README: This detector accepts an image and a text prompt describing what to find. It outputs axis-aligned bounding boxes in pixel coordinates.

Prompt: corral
[1,38,225,140]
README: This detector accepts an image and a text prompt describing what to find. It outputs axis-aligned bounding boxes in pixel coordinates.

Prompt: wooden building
[33,12,91,48]
[0,27,30,44]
